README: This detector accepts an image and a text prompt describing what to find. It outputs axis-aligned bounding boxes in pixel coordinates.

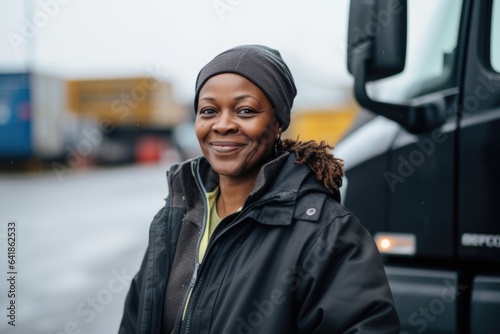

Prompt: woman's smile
[209,140,246,153]
[195,73,281,180]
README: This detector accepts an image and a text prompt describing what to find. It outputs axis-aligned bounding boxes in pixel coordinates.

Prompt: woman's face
[195,73,281,181]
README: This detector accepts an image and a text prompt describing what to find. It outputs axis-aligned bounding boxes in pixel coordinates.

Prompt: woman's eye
[237,108,255,115]
[199,108,216,115]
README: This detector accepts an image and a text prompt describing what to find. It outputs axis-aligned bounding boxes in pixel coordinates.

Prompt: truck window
[366,0,463,103]
[492,0,500,72]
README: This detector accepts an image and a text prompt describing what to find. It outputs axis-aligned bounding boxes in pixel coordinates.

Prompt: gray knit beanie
[194,45,297,131]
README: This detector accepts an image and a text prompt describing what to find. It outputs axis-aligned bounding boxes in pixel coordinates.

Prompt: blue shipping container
[0,73,32,158]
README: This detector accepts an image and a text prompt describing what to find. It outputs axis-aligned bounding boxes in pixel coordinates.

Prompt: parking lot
[0,162,172,333]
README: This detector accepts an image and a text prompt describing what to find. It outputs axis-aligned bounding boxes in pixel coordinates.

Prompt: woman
[119,45,400,333]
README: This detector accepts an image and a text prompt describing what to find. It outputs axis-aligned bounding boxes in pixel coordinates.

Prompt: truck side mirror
[347,0,407,81]
[347,0,445,133]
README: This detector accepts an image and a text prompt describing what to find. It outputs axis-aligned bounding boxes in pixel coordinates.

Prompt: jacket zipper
[181,194,280,333]
[174,158,209,332]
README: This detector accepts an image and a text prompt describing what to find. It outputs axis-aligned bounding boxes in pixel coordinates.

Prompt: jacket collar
[170,151,334,228]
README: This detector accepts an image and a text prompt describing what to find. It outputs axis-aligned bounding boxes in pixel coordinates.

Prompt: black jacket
[119,153,400,333]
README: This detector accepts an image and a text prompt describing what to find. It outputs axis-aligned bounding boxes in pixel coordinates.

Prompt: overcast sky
[1,0,354,107]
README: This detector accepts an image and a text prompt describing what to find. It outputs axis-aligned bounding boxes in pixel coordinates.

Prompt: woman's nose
[212,111,238,134]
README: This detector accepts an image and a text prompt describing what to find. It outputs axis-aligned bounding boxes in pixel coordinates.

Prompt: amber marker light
[374,233,416,255]
[380,238,391,250]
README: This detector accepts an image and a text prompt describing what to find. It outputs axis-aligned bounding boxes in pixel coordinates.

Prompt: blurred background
[0,0,359,333]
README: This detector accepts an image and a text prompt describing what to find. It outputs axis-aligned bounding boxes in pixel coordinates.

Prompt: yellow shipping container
[66,77,188,128]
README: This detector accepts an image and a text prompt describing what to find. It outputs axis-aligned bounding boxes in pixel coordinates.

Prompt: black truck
[338,0,500,333]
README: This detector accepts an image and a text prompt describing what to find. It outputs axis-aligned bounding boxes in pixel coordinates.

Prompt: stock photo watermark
[8,0,73,54]
[339,0,403,56]
[2,221,18,327]
[234,237,335,334]
[47,268,133,334]
[213,0,244,21]
[384,73,500,192]
[383,129,447,192]
[51,65,169,181]
[401,279,467,334]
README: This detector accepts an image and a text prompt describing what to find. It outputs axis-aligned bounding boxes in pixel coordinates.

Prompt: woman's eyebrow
[234,94,253,100]
[199,96,216,102]
[200,94,261,105]
[235,94,261,106]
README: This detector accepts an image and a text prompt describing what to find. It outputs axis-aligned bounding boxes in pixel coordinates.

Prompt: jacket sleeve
[118,252,147,334]
[295,213,400,334]
[118,204,168,334]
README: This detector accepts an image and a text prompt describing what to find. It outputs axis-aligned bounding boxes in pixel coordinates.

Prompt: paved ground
[0,162,173,333]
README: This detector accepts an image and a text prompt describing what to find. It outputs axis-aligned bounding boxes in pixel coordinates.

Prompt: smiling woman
[118,45,400,334]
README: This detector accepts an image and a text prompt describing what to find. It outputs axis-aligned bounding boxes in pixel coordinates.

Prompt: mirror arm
[352,46,445,134]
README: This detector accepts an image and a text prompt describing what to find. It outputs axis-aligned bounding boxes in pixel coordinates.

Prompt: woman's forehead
[198,73,268,101]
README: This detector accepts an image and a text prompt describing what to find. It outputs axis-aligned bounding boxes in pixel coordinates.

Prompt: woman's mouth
[210,141,245,153]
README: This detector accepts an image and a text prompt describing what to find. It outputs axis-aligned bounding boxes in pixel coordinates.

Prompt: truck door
[376,2,465,332]
[355,0,464,260]
[458,0,500,332]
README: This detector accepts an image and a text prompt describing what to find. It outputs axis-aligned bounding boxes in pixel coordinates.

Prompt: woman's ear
[274,117,282,135]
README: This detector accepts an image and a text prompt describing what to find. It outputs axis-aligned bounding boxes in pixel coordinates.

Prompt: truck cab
[338,0,500,332]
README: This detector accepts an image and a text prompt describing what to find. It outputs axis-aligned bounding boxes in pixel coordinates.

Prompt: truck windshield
[492,0,500,72]
[367,0,464,103]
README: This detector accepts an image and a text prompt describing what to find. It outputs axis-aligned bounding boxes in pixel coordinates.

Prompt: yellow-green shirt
[198,187,222,263]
